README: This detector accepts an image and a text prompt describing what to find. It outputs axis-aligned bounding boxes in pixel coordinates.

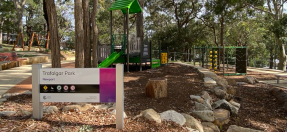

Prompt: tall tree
[83,0,91,68]
[74,0,84,68]
[136,0,144,41]
[92,0,98,67]
[13,0,25,46]
[44,0,61,68]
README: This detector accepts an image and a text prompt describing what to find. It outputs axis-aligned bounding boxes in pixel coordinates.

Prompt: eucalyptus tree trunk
[13,0,25,46]
[92,0,98,68]
[74,0,84,68]
[44,0,61,68]
[83,0,91,68]
[277,37,286,71]
[136,0,144,41]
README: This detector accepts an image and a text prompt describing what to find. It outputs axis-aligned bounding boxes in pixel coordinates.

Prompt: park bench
[0,52,27,71]
[275,74,287,84]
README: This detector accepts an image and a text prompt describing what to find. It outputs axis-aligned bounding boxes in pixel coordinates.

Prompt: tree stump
[145,78,167,99]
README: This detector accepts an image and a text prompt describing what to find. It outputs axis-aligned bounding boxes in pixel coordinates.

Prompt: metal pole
[174,52,175,61]
[127,9,129,72]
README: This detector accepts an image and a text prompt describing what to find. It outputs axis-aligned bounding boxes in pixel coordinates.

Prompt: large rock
[203,77,217,88]
[214,78,228,89]
[212,109,230,126]
[145,78,167,99]
[213,87,233,101]
[62,104,93,112]
[140,109,161,123]
[43,106,58,114]
[212,99,239,115]
[181,113,204,132]
[192,110,214,122]
[201,91,213,101]
[190,95,204,103]
[202,122,220,132]
[160,110,186,126]
[204,99,213,110]
[227,79,237,85]
[184,127,200,132]
[110,109,127,118]
[227,86,236,95]
[94,104,110,110]
[227,125,263,132]
[0,111,16,116]
[244,76,259,84]
[229,100,240,108]
[195,102,210,111]
[270,88,287,111]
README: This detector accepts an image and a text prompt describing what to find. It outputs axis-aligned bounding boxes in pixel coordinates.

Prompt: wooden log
[145,78,167,99]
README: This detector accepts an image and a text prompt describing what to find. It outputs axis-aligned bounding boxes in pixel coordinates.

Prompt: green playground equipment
[98,52,123,68]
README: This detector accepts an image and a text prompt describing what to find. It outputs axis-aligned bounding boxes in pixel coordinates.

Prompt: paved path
[0,60,75,96]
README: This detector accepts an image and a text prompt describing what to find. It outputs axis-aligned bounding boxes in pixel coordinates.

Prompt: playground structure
[12,31,49,51]
[97,0,166,71]
[194,46,247,76]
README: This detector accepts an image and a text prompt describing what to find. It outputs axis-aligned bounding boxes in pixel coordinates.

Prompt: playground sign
[32,64,124,129]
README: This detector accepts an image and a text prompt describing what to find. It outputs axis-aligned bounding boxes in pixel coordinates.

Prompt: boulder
[110,109,127,118]
[145,78,167,99]
[227,79,237,85]
[192,110,214,122]
[214,78,228,90]
[195,102,210,111]
[204,99,213,110]
[140,109,161,123]
[202,122,220,132]
[229,100,240,108]
[244,76,258,84]
[213,88,233,101]
[184,127,200,132]
[270,88,287,111]
[190,95,204,104]
[203,77,217,88]
[0,111,16,116]
[201,91,213,101]
[181,113,204,132]
[94,104,110,110]
[227,86,236,95]
[227,125,263,132]
[62,104,93,112]
[160,110,186,126]
[43,106,58,114]
[236,82,247,85]
[212,109,230,126]
[212,99,239,115]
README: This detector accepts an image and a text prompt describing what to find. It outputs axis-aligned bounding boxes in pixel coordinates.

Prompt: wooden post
[29,32,35,51]
[46,31,50,50]
[127,8,129,72]
[12,33,20,51]
[145,78,167,99]
[34,33,42,51]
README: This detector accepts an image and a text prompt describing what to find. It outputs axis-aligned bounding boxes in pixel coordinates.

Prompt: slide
[98,51,123,68]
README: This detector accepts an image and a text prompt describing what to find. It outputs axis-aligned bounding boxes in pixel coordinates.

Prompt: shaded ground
[1,63,287,131]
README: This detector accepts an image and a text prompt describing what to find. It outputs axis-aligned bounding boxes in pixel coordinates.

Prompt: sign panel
[40,68,99,84]
[39,68,116,103]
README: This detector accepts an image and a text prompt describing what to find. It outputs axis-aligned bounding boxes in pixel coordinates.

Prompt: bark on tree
[44,0,61,68]
[92,0,98,68]
[83,0,91,68]
[75,0,84,68]
[13,0,25,46]
[136,0,144,42]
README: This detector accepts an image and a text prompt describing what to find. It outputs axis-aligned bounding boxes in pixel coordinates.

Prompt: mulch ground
[1,63,287,131]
